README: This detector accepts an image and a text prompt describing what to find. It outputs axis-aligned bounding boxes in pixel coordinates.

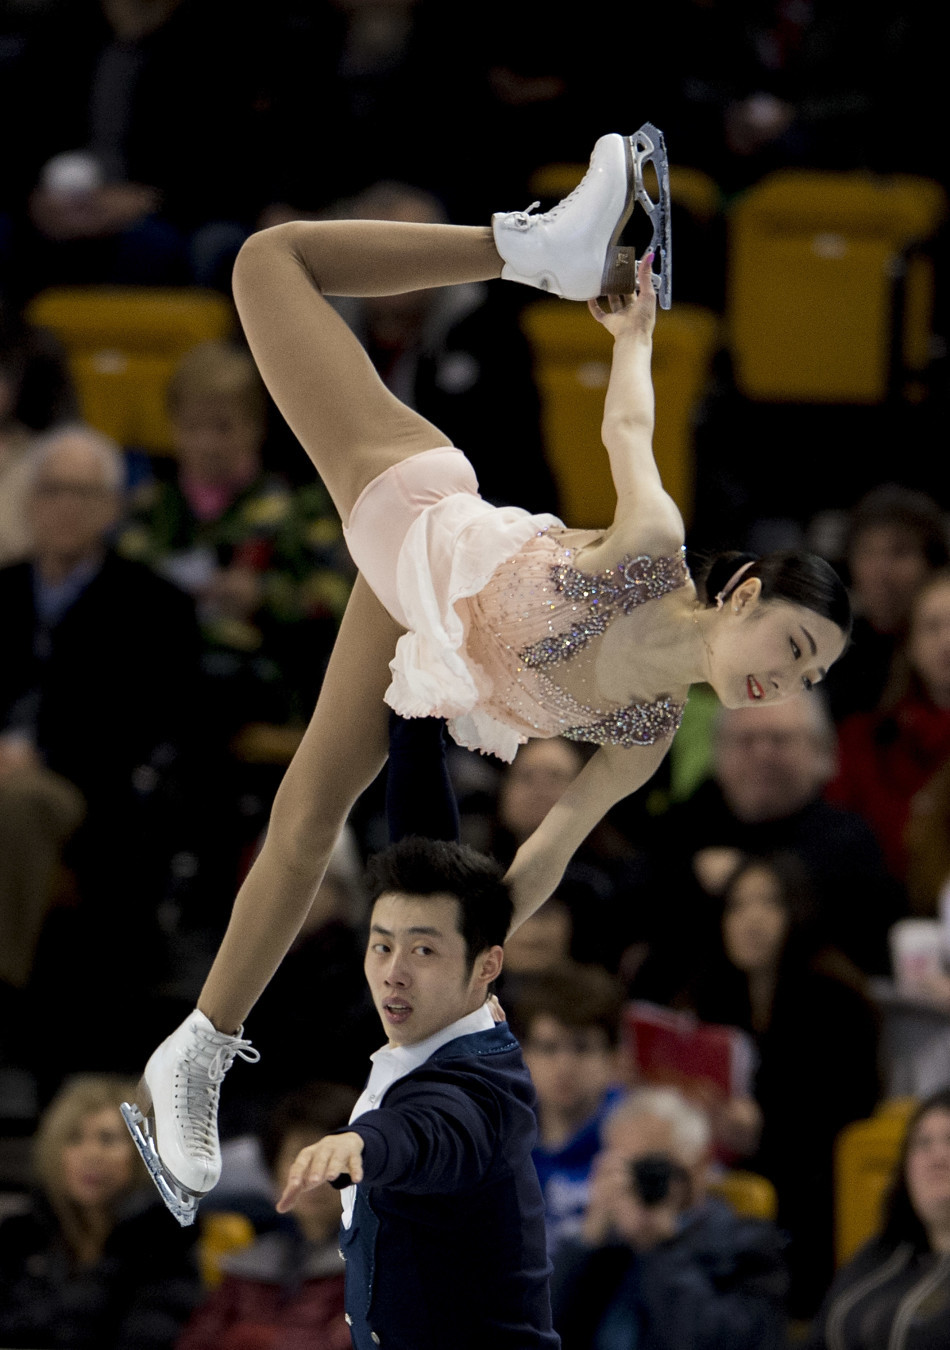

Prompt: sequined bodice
[462,535,691,749]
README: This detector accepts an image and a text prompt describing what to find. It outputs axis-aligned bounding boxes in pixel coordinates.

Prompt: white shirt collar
[369,1001,496,1074]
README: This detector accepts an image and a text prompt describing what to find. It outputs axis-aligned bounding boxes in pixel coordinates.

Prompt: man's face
[364,892,502,1046]
[523,1014,613,1120]
[714,698,835,823]
[28,437,121,566]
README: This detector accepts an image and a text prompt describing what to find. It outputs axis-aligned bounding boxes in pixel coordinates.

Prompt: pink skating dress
[342,447,690,762]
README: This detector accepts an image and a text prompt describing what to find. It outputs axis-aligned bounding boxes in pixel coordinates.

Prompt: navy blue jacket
[340,1022,560,1350]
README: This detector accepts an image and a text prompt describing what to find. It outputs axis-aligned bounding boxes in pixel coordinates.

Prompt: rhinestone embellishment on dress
[520,546,690,747]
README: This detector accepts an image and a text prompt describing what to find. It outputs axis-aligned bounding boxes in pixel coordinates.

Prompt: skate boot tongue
[180,1025,260,1159]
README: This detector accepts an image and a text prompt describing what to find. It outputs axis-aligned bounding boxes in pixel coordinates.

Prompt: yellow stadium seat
[709,1168,778,1222]
[728,171,946,403]
[26,286,235,452]
[520,299,720,527]
[834,1098,917,1265]
[198,1209,256,1288]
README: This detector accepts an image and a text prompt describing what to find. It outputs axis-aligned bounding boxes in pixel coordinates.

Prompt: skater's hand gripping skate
[587,254,657,340]
[277,1130,365,1211]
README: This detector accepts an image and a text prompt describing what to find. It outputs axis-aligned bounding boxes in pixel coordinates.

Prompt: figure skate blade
[121,1100,199,1227]
[630,123,672,309]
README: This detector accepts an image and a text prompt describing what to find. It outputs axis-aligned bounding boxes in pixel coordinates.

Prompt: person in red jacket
[828,569,950,881]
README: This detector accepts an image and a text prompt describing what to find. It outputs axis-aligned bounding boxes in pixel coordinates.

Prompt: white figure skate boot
[492,123,672,307]
[121,1009,259,1226]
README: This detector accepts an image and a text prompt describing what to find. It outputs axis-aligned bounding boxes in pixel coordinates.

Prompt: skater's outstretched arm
[504,738,673,933]
[198,575,402,1033]
[589,255,683,549]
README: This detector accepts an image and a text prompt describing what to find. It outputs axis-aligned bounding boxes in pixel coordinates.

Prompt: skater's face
[366,892,503,1046]
[705,582,846,710]
[60,1106,136,1209]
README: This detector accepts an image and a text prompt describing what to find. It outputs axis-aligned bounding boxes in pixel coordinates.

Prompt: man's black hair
[366,836,513,970]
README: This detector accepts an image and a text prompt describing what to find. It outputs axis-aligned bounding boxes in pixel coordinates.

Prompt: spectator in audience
[657,0,893,193]
[829,569,950,883]
[331,180,558,517]
[118,340,351,731]
[3,0,275,298]
[0,423,205,1076]
[176,1083,357,1350]
[905,755,950,917]
[637,695,903,990]
[509,964,626,1254]
[684,853,881,1317]
[806,1087,950,1350]
[499,895,575,980]
[0,734,84,1058]
[826,485,949,723]
[0,342,41,563]
[550,1087,789,1350]
[0,295,77,563]
[259,2,489,224]
[0,1074,199,1349]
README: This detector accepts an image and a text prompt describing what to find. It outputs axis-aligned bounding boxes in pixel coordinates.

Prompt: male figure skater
[277,836,560,1350]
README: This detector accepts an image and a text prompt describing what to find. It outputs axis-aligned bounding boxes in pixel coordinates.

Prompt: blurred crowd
[2,1,950,1347]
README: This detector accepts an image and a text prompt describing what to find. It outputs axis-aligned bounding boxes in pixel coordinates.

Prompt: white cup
[890,918,945,995]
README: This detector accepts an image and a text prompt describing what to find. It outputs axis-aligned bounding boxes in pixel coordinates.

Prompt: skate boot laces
[176,1026,260,1159]
[509,145,610,230]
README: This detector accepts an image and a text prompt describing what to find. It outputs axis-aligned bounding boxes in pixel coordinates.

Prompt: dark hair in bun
[699,550,852,635]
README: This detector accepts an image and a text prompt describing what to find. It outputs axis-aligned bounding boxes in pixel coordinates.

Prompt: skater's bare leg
[232,221,502,519]
[198,575,403,1033]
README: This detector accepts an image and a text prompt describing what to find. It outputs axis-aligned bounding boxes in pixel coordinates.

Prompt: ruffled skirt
[342,447,563,761]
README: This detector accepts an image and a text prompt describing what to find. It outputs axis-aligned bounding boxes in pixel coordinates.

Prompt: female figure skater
[123,132,851,1224]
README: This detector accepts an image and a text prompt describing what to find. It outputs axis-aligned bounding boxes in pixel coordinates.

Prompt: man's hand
[277,1131,365,1212]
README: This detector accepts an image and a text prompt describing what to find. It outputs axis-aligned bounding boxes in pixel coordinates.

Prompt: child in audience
[510,963,626,1252]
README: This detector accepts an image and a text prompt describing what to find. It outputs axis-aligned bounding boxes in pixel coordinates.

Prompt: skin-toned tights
[199,221,504,1032]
